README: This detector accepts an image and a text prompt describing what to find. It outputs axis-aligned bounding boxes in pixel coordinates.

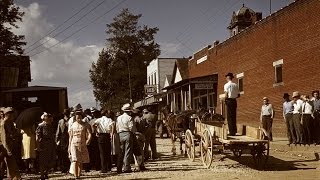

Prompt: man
[224,72,240,136]
[301,95,314,145]
[93,108,114,173]
[282,93,295,145]
[260,97,274,141]
[292,91,304,145]
[88,108,101,171]
[0,107,21,180]
[311,90,320,144]
[116,103,134,173]
[56,109,71,173]
[142,108,158,160]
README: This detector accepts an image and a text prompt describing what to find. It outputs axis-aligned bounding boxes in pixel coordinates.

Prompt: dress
[36,122,56,168]
[70,121,90,163]
[21,126,36,159]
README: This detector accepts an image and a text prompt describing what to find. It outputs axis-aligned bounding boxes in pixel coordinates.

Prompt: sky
[12,0,294,108]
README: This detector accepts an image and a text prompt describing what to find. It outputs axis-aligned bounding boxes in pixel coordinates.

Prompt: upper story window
[236,72,244,94]
[273,59,284,86]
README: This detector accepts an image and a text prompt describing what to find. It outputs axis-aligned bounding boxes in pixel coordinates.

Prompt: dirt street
[22,138,320,180]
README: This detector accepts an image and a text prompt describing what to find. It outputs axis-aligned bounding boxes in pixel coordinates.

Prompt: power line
[26,0,108,55]
[24,0,98,50]
[29,0,127,58]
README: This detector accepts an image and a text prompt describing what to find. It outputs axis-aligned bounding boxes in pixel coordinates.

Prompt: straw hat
[143,109,149,113]
[121,103,132,111]
[73,103,83,112]
[292,91,300,98]
[3,107,14,114]
[263,97,269,101]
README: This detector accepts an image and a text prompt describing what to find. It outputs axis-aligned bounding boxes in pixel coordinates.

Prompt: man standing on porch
[224,73,240,136]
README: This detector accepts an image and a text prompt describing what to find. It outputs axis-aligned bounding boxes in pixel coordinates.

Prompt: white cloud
[12,3,103,109]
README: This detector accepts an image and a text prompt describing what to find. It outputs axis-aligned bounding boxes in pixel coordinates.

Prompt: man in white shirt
[116,103,133,173]
[301,95,314,145]
[292,91,304,145]
[93,109,114,173]
[224,73,240,136]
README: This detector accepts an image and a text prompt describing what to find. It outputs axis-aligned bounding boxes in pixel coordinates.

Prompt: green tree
[0,0,26,55]
[90,9,160,107]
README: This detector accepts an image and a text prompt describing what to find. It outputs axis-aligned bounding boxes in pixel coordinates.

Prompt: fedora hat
[90,107,98,113]
[292,91,300,98]
[73,103,83,112]
[312,90,319,96]
[283,93,290,98]
[143,109,149,113]
[121,103,132,111]
[225,72,234,78]
[263,97,269,101]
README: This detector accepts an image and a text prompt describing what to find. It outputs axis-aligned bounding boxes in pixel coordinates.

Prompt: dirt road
[23,138,320,180]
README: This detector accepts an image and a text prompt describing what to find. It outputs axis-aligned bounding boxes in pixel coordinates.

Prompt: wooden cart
[184,118,270,169]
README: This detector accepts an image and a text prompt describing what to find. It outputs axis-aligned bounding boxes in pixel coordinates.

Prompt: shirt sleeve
[224,83,228,92]
[270,104,274,118]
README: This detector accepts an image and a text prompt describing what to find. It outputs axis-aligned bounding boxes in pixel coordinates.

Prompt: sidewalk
[270,137,320,159]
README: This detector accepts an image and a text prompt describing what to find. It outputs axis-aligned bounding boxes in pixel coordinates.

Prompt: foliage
[0,0,26,55]
[90,9,160,107]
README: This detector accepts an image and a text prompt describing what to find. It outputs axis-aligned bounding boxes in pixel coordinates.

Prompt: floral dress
[70,121,90,163]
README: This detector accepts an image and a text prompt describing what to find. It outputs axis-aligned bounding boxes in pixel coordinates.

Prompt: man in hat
[88,107,101,171]
[142,108,158,160]
[224,72,240,136]
[292,91,304,145]
[0,107,21,180]
[311,90,320,144]
[301,95,314,145]
[282,93,295,145]
[56,109,71,173]
[260,97,274,141]
[116,103,134,173]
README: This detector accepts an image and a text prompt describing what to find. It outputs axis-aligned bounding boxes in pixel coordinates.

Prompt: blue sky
[13,0,294,108]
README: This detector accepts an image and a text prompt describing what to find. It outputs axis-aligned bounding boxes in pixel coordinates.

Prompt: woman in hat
[260,97,274,141]
[36,112,56,180]
[68,109,92,179]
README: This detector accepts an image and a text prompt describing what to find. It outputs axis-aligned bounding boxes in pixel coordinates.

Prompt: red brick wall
[189,0,320,137]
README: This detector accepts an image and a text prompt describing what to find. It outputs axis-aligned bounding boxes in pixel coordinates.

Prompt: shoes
[140,165,147,171]
[123,169,132,173]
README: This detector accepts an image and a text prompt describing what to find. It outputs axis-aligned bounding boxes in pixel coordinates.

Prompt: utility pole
[126,56,132,103]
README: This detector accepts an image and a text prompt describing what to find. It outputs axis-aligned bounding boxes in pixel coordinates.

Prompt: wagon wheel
[200,128,213,168]
[185,129,195,161]
[232,148,243,158]
[252,142,270,169]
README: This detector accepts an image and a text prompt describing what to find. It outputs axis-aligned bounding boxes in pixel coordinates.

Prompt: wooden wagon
[184,117,270,169]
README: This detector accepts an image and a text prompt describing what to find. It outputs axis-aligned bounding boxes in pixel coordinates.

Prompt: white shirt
[94,116,114,133]
[293,99,303,114]
[224,81,239,99]
[68,116,75,132]
[116,112,133,133]
[302,101,313,115]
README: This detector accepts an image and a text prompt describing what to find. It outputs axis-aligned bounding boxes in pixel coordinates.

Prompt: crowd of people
[259,90,320,145]
[0,103,158,179]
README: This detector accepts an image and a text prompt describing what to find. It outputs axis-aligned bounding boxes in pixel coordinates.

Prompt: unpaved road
[21,138,320,180]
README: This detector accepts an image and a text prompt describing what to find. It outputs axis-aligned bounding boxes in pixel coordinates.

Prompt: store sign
[144,85,157,95]
[195,83,213,90]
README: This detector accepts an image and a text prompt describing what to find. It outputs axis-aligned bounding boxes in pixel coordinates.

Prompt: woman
[36,112,56,180]
[21,125,36,173]
[68,109,92,179]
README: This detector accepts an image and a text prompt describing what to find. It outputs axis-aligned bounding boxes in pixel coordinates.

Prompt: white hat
[90,107,98,112]
[3,107,14,114]
[292,91,300,98]
[143,109,149,113]
[41,112,48,120]
[121,103,132,111]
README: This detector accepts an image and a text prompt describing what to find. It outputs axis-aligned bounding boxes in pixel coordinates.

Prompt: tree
[90,9,160,107]
[0,0,26,55]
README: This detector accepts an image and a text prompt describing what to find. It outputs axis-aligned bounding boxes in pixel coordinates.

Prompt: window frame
[236,72,244,94]
[273,59,284,87]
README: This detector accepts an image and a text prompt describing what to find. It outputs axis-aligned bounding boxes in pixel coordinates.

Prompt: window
[275,65,283,83]
[236,72,244,94]
[273,59,284,86]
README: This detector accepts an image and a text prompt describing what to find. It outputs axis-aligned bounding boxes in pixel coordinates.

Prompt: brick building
[188,0,320,136]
